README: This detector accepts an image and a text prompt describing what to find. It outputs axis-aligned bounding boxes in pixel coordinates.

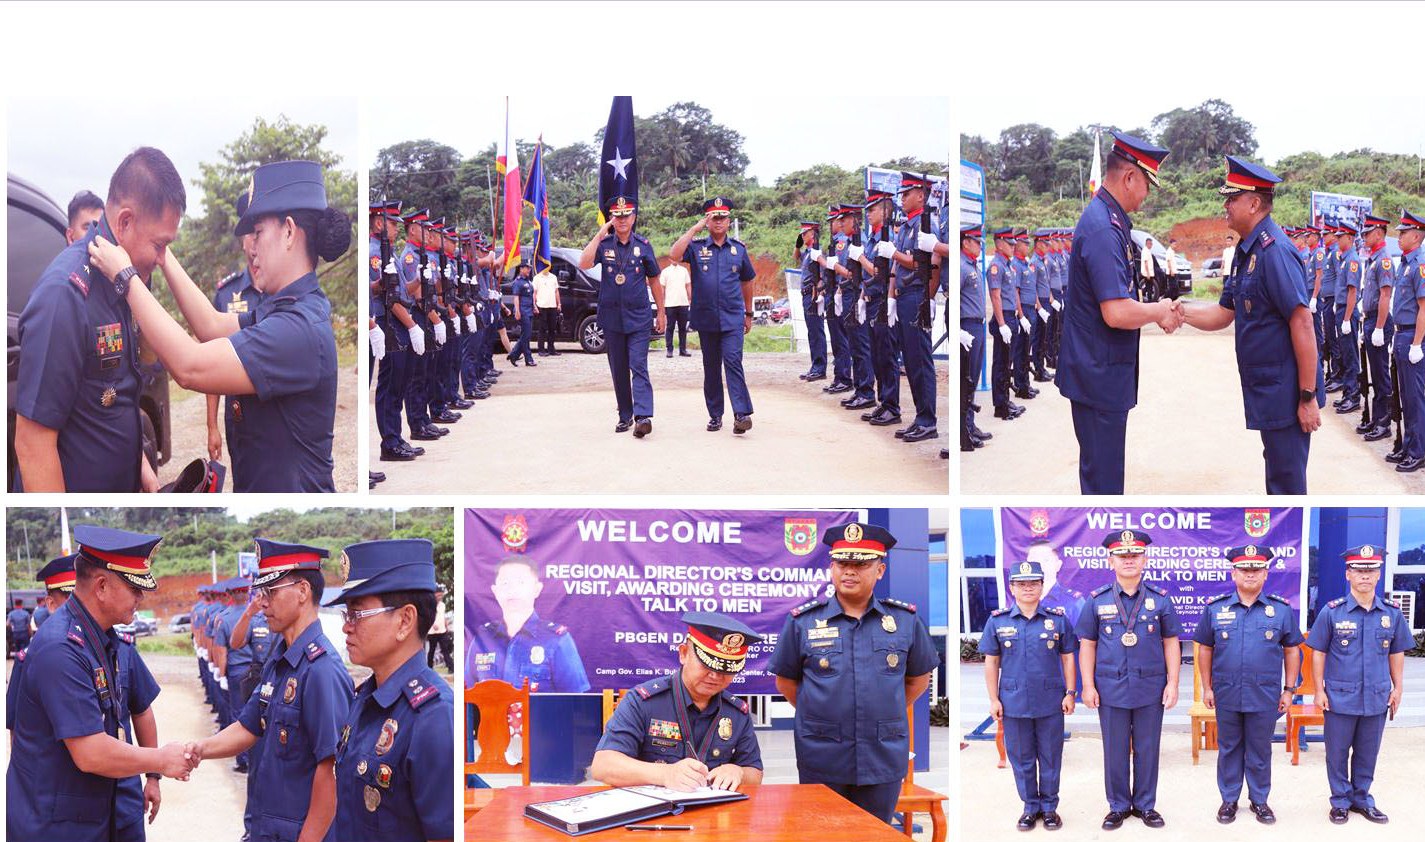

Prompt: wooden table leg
[931,802,947,842]
[900,810,914,837]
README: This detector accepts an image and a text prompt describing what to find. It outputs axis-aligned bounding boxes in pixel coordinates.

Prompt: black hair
[107,146,186,218]
[287,207,352,264]
[290,568,326,603]
[377,589,437,641]
[495,555,540,580]
[74,553,103,583]
[1104,151,1133,177]
[67,190,105,227]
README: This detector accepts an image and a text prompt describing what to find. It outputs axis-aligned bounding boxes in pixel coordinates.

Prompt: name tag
[806,627,839,641]
[1097,605,1118,617]
[473,652,497,669]
[995,626,1017,638]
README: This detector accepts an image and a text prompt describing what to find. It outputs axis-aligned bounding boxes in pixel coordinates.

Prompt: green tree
[1151,99,1258,170]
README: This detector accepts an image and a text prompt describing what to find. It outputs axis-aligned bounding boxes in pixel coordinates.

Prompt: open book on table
[523,785,748,836]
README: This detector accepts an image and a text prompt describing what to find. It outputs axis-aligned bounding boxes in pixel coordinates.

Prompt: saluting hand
[662,757,709,793]
[706,763,745,792]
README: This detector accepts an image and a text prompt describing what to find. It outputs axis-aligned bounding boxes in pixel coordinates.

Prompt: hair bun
[315,206,352,262]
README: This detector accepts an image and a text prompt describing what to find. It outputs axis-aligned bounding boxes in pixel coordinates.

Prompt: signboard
[1311,191,1373,231]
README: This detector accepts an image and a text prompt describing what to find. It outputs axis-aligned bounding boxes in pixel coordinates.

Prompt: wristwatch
[1063,689,1075,697]
[145,773,160,781]
[1298,388,1315,404]
[113,265,138,296]
[744,310,753,317]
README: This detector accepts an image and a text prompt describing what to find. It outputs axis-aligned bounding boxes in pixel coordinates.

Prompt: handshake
[1157,299,1188,334]
[153,740,205,780]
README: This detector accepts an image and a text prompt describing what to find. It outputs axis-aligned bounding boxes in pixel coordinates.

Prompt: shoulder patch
[67,625,86,646]
[883,597,917,613]
[1258,230,1275,249]
[305,640,327,662]
[403,676,440,710]
[1267,593,1290,604]
[634,677,671,700]
[1327,596,1346,608]
[990,607,1008,616]
[68,271,90,297]
[989,264,999,275]
[721,691,751,714]
[1350,261,1359,273]
[1382,258,1392,271]
[1145,582,1168,595]
[790,598,826,618]
[1090,583,1112,597]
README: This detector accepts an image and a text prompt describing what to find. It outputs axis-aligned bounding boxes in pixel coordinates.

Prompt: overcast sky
[7,96,357,214]
[959,92,1425,165]
[365,95,951,184]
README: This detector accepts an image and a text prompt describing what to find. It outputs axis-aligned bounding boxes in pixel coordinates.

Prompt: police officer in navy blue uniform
[209,189,265,488]
[592,612,764,791]
[960,225,991,451]
[1011,230,1036,399]
[987,228,1024,422]
[1332,222,1364,410]
[1073,529,1181,829]
[7,554,79,726]
[882,172,940,442]
[325,539,453,841]
[191,539,354,842]
[832,204,876,409]
[818,207,854,394]
[768,523,938,823]
[1192,545,1302,825]
[13,148,186,492]
[1317,225,1342,390]
[398,209,442,442]
[579,195,666,437]
[671,197,759,434]
[417,218,459,428]
[1056,133,1180,494]
[6,527,195,842]
[1357,214,1395,439]
[372,200,424,463]
[1306,545,1411,825]
[1391,210,1425,471]
[7,600,31,655]
[466,555,591,692]
[1180,156,1324,494]
[796,220,829,381]
[1029,231,1057,381]
[982,560,1078,832]
[854,191,902,426]
[508,262,537,366]
[214,578,262,774]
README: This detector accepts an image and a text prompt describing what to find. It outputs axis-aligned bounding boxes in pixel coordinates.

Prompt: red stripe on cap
[258,551,323,570]
[44,570,77,589]
[686,625,748,657]
[1114,140,1161,174]
[1106,539,1146,550]
[83,546,151,574]
[707,203,731,213]
[831,538,888,556]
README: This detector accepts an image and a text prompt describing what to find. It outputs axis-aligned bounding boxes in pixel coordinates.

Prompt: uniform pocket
[53,791,106,824]
[270,706,308,762]
[257,810,304,842]
[802,716,843,743]
[806,640,844,677]
[874,641,909,676]
[876,718,908,742]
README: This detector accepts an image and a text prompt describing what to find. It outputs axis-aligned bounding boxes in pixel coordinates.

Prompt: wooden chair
[600,688,625,728]
[1188,642,1218,765]
[1285,644,1323,765]
[465,679,531,817]
[895,701,948,842]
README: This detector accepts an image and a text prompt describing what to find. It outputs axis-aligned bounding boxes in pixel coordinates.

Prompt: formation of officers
[982,529,1410,832]
[794,172,947,453]
[589,522,939,826]
[14,149,346,493]
[961,128,1425,491]
[5,526,454,842]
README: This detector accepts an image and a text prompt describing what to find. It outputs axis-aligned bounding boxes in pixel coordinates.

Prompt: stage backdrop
[998,507,1306,638]
[466,508,858,693]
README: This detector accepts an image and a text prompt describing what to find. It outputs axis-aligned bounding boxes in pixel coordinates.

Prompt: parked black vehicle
[7,173,171,480]
[495,245,607,353]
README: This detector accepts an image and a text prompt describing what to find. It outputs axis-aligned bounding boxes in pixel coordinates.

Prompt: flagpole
[486,163,496,234]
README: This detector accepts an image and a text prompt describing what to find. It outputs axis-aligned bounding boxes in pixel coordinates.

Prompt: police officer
[1029,231,1055,381]
[398,209,443,443]
[89,159,348,493]
[885,172,940,442]
[508,262,537,367]
[987,228,1024,422]
[1192,545,1302,825]
[325,539,453,841]
[854,191,902,426]
[1318,226,1343,391]
[6,527,194,842]
[670,197,759,434]
[1390,210,1425,471]
[372,199,424,463]
[418,218,459,428]
[1179,156,1324,494]
[13,147,184,492]
[1048,231,1067,367]
[579,195,666,437]
[190,539,355,842]
[205,580,237,739]
[1333,222,1364,411]
[192,585,213,708]
[466,555,591,692]
[457,231,490,402]
[7,599,31,656]
[982,560,1077,832]
[1307,545,1411,824]
[1358,214,1395,439]
[1057,133,1180,494]
[768,523,938,823]
[796,220,829,381]
[592,612,764,791]
[833,204,877,410]
[1073,529,1180,829]
[820,207,854,394]
[960,225,990,451]
[7,554,80,726]
[213,578,262,773]
[1010,230,1036,400]
[209,190,264,487]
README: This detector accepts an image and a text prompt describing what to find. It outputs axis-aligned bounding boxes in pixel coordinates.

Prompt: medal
[376,718,399,755]
[1121,632,1139,647]
[1044,619,1054,630]
[718,717,732,740]
[1004,640,1013,648]
[887,653,899,668]
[377,764,392,788]
[818,657,830,669]
[284,677,298,704]
[100,387,116,407]
[615,273,626,285]
[712,748,721,758]
[882,615,897,633]
[364,785,381,812]
[357,759,368,775]
[1046,641,1055,649]
[279,728,289,744]
[1265,631,1274,640]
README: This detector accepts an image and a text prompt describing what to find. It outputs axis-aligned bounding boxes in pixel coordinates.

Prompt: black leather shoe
[1216,802,1237,824]
[1324,379,1343,393]
[450,398,474,410]
[380,447,416,462]
[804,372,827,382]
[1350,805,1388,823]
[403,444,424,457]
[1335,398,1361,413]
[679,351,691,357]
[487,370,502,378]
[614,420,632,433]
[1356,418,1374,433]
[733,414,752,434]
[868,412,902,427]
[1386,448,1407,463]
[434,410,461,423]
[994,407,1018,420]
[1102,811,1129,830]
[1016,812,1039,831]
[411,429,441,441]
[426,425,449,436]
[549,350,561,356]
[1363,425,1390,441]
[1041,811,1061,831]
[972,428,993,440]
[903,425,938,443]
[895,426,912,439]
[826,382,852,394]
[706,417,723,432]
[961,439,979,452]
[633,418,652,438]
[507,356,519,366]
[842,396,876,410]
[1139,809,1165,828]
[1397,457,1424,472]
[468,389,490,400]
[1249,802,1275,824]
[861,410,879,421]
[1033,373,1051,382]
[1329,807,1349,824]
[526,359,538,366]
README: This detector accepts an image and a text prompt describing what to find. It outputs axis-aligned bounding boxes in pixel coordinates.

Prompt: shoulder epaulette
[1145,582,1168,595]
[216,270,242,290]
[546,622,568,636]
[305,640,327,662]
[68,269,91,298]
[883,597,917,613]
[402,675,440,710]
[1258,230,1275,250]
[990,607,1008,617]
[1267,593,1291,604]
[790,598,826,618]
[1090,583,1112,597]
[633,676,672,700]
[1207,592,1231,604]
[721,691,750,714]
[1048,606,1066,615]
[1327,596,1346,608]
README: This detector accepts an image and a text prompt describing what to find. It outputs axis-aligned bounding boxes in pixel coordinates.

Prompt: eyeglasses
[254,580,301,601]
[342,606,397,625]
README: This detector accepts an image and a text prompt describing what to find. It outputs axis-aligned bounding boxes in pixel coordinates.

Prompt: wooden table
[466,783,914,841]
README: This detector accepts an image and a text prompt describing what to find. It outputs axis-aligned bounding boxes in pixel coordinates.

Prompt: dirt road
[370,349,949,494]
[960,324,1423,494]
[161,363,359,493]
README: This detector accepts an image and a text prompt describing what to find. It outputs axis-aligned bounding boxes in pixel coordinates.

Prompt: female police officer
[89,160,348,492]
[325,539,453,842]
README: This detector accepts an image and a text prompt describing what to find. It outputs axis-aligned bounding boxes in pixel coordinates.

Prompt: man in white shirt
[1222,233,1237,276]
[1140,237,1158,298]
[660,260,693,357]
[533,268,562,356]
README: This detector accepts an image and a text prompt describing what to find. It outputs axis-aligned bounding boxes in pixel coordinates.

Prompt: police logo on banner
[501,514,529,553]
[1245,509,1270,538]
[784,518,817,556]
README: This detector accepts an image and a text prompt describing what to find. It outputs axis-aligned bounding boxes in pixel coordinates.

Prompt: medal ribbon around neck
[71,596,120,726]
[1112,585,1146,643]
[672,668,721,764]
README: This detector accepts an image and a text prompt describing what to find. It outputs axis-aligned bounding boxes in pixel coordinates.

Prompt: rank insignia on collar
[375,718,399,755]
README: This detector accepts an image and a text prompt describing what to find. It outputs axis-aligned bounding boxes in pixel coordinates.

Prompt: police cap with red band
[37,553,78,593]
[74,525,162,591]
[1218,155,1282,196]
[252,537,329,587]
[1102,529,1152,555]
[824,522,897,563]
[1225,544,1273,569]
[681,611,762,674]
[1341,544,1385,569]
[1111,131,1169,187]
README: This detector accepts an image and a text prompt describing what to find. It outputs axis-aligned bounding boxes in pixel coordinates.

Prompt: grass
[649,323,794,354]
[137,633,194,657]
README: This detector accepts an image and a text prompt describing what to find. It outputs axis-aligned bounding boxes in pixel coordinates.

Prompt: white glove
[848,245,864,261]
[826,256,839,270]
[916,231,938,252]
[887,297,899,328]
[209,663,217,678]
[1037,307,1050,322]
[835,295,844,317]
[1411,345,1424,365]
[1372,327,1385,347]
[856,297,866,324]
[999,323,1013,345]
[808,248,823,261]
[1019,315,1032,333]
[422,264,433,281]
[816,295,825,317]
[452,317,462,336]
[1340,320,1352,336]
[408,324,426,356]
[368,325,386,361]
[959,329,975,351]
[466,313,478,332]
[218,676,228,691]
[875,241,898,260]
[433,322,447,346]
[1051,299,1062,312]
[444,263,453,280]
[1308,296,1317,313]
[383,260,396,274]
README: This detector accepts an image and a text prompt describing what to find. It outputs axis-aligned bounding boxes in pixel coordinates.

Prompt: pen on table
[626,825,693,831]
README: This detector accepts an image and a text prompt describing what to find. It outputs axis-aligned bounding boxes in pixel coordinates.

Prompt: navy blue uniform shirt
[684,236,757,332]
[595,671,762,772]
[960,253,985,320]
[466,612,591,692]
[1192,591,1302,711]
[1393,248,1424,326]
[1057,189,1140,412]
[1073,580,1181,708]
[596,233,661,333]
[1305,594,1412,716]
[981,602,1077,718]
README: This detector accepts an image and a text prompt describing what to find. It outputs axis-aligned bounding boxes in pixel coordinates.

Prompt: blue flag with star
[599,96,637,226]
[523,139,552,273]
